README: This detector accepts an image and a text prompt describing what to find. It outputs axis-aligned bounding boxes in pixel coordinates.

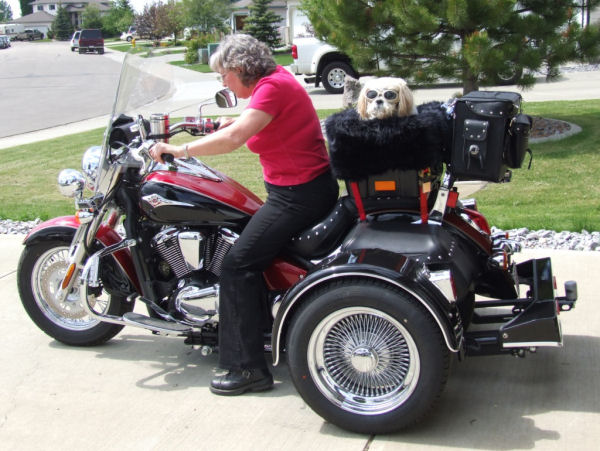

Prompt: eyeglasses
[365,89,398,100]
[216,71,227,83]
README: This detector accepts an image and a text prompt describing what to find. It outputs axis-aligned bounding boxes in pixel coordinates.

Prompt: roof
[232,0,288,10]
[13,11,55,25]
[29,0,111,5]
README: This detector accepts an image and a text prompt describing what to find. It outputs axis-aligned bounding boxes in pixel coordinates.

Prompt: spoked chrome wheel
[31,246,106,330]
[308,307,419,415]
[287,279,449,434]
[18,238,129,346]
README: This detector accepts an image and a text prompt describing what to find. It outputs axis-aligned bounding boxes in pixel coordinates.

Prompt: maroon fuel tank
[140,169,263,226]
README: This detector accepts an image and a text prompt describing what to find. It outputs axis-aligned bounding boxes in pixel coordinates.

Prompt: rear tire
[17,239,131,346]
[287,279,450,434]
[321,61,355,94]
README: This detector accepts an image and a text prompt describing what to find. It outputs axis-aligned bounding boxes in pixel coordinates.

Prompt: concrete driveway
[1,233,599,450]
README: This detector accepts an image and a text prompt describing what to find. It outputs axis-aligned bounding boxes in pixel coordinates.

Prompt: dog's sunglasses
[365,89,398,100]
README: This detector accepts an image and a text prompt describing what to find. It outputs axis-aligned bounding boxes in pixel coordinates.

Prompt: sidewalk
[1,233,599,450]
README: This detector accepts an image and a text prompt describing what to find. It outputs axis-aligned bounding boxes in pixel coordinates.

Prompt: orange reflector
[374,180,396,191]
[61,263,76,290]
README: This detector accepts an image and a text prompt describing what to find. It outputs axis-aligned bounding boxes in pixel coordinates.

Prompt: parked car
[78,29,104,54]
[0,35,10,49]
[120,26,137,42]
[70,31,80,52]
[13,29,44,41]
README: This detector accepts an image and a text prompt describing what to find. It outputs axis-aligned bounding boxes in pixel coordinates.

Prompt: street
[1,41,599,147]
[0,40,123,138]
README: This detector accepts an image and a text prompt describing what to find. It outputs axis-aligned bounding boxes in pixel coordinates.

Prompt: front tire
[286,279,450,434]
[17,239,131,346]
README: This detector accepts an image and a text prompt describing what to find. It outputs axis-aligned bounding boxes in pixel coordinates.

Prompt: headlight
[57,169,85,198]
[82,145,102,191]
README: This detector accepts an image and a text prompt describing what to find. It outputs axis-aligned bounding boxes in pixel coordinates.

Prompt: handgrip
[161,153,174,163]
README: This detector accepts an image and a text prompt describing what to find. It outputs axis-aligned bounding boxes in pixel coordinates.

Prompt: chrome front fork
[55,206,112,304]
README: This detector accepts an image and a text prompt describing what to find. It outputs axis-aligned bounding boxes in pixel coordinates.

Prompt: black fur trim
[325,102,452,180]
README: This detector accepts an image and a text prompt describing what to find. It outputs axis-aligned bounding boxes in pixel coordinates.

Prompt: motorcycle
[17,53,578,434]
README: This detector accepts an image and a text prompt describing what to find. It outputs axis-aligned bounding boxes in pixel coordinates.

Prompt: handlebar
[161,153,175,164]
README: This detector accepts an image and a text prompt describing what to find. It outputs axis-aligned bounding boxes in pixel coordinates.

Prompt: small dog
[356,77,417,120]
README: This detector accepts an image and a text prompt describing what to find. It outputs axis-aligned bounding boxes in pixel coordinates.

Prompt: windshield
[96,52,223,190]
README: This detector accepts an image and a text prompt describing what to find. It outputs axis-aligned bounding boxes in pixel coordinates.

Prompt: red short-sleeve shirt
[246,66,330,186]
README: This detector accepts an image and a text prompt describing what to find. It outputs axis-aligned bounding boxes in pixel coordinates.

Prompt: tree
[301,0,600,94]
[19,0,31,16]
[136,2,164,40]
[51,6,74,41]
[160,0,186,44]
[243,0,281,49]
[82,4,104,30]
[182,0,231,34]
[0,0,12,22]
[135,0,187,43]
[102,0,135,37]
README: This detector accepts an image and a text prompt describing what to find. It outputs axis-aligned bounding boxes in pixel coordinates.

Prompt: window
[50,4,56,10]
[37,5,43,11]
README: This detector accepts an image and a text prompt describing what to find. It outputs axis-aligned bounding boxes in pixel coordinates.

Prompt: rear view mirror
[215,89,237,108]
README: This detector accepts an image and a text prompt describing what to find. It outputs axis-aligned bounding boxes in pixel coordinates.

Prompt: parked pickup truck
[291,37,359,94]
[291,36,524,94]
[13,29,44,41]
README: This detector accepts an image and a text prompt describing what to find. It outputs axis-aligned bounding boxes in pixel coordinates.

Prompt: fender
[24,216,140,292]
[271,248,462,366]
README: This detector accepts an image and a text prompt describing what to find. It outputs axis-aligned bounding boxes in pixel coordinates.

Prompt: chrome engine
[151,227,239,324]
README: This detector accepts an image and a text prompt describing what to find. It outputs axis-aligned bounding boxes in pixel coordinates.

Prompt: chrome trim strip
[272,271,460,366]
[503,341,563,348]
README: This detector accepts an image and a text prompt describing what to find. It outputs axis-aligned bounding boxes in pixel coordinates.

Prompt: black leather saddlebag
[451,91,531,182]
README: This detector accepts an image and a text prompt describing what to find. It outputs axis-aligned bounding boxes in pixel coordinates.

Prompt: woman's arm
[149,108,273,162]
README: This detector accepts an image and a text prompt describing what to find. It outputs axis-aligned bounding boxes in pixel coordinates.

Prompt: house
[0,0,112,37]
[1,11,55,37]
[231,0,313,46]
[29,0,111,29]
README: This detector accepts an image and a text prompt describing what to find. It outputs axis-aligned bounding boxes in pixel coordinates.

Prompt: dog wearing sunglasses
[356,77,417,120]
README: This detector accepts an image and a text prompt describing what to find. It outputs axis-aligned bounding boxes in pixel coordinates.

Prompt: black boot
[210,368,273,396]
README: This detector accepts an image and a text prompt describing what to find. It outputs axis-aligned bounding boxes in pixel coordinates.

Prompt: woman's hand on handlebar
[216,116,235,129]
[149,142,185,163]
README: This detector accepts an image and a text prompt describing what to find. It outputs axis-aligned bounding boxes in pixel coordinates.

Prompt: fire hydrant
[131,38,136,48]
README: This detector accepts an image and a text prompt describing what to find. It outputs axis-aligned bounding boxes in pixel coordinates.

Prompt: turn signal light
[61,263,77,290]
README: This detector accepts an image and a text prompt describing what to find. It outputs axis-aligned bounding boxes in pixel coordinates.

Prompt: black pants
[218,170,339,371]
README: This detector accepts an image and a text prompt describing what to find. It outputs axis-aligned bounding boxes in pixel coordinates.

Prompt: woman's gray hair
[210,34,277,87]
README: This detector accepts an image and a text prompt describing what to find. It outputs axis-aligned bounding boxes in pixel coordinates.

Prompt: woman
[150,34,338,395]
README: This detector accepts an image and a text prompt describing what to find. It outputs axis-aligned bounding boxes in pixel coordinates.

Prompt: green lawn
[0,100,598,232]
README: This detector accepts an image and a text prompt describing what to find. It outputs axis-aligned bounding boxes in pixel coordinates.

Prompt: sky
[6,0,150,20]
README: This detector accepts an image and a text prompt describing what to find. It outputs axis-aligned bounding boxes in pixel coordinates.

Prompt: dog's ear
[356,87,368,119]
[397,81,416,116]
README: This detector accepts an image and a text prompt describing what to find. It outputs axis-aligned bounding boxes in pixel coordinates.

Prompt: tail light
[291,44,298,60]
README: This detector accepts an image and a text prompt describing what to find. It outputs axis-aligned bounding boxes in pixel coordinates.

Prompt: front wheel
[17,239,132,346]
[286,279,450,434]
